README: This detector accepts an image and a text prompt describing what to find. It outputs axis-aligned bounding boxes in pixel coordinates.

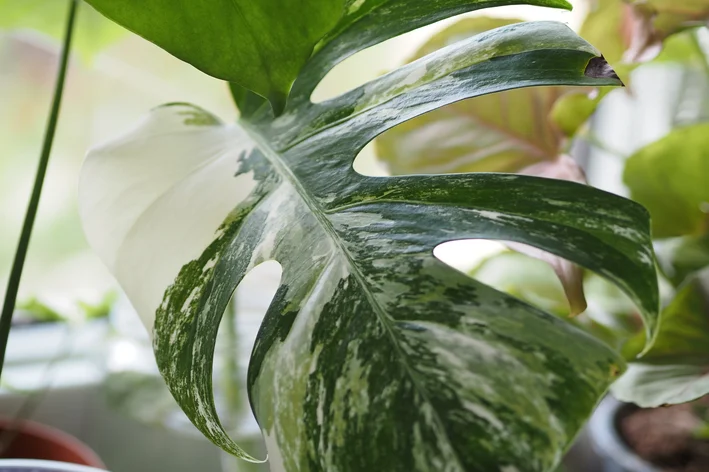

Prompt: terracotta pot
[0,419,104,469]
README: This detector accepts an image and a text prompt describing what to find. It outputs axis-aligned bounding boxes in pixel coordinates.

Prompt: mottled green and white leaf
[80,19,658,472]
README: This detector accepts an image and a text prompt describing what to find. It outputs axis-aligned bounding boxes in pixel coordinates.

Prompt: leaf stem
[0,0,78,377]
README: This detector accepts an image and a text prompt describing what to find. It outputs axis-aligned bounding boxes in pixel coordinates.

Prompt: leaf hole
[353,139,390,176]
[434,239,507,274]
[310,13,497,104]
[213,260,282,438]
[309,28,433,104]
[229,260,283,364]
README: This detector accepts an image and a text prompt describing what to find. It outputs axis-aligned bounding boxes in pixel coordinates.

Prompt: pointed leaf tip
[585,56,623,85]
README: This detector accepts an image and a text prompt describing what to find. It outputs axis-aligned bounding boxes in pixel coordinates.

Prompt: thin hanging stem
[0,0,78,377]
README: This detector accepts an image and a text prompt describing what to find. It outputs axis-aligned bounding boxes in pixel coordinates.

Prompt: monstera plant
[1,0,667,471]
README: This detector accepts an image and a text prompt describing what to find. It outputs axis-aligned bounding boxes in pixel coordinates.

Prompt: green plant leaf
[613,275,709,407]
[657,235,709,287]
[624,123,709,239]
[79,20,657,471]
[78,291,117,320]
[653,28,709,65]
[16,297,66,323]
[0,0,127,63]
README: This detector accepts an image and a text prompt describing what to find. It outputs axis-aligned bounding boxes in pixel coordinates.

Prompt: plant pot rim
[0,418,104,469]
[588,396,661,472]
[0,459,107,471]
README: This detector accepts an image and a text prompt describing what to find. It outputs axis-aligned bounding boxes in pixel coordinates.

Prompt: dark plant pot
[588,396,660,472]
[0,459,106,472]
[0,419,104,469]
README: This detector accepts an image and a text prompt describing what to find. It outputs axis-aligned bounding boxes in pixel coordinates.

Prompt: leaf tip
[584,56,623,85]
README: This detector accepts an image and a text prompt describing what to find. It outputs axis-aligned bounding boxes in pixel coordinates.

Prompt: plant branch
[0,0,78,377]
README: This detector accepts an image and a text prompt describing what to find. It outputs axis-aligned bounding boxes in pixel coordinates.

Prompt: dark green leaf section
[277,25,622,151]
[250,257,621,471]
[83,0,344,112]
[624,123,709,238]
[613,275,709,407]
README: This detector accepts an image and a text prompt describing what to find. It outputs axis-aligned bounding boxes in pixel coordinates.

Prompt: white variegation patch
[79,103,258,330]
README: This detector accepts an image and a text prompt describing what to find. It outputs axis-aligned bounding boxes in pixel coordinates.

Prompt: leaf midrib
[240,120,467,470]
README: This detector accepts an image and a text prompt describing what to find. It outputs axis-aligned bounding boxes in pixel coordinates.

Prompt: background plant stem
[0,0,78,378]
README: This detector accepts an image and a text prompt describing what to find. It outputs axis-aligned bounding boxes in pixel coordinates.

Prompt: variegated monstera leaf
[79,3,660,471]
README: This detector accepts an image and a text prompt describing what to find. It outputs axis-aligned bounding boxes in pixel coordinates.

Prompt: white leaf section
[79,104,258,330]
